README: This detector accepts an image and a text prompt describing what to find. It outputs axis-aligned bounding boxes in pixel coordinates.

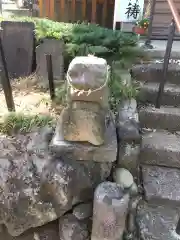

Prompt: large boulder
[0,129,111,236]
[137,201,180,240]
[0,222,59,240]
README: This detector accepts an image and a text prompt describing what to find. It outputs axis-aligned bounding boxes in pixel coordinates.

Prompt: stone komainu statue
[60,55,110,146]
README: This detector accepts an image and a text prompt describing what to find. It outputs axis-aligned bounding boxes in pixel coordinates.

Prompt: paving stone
[137,201,180,240]
[140,131,180,168]
[139,106,180,132]
[139,82,180,107]
[131,63,180,85]
[142,165,180,202]
[117,142,140,178]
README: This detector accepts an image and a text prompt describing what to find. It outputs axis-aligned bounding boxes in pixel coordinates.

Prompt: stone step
[139,82,180,107]
[137,200,180,240]
[139,106,180,132]
[140,131,180,168]
[131,63,180,85]
[3,8,30,17]
[142,165,180,202]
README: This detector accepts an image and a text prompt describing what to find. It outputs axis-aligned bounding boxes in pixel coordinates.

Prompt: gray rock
[91,182,129,240]
[138,82,180,107]
[129,196,142,213]
[117,99,140,143]
[140,131,180,168]
[117,142,140,178]
[127,212,136,233]
[137,201,180,240]
[59,214,90,240]
[50,113,117,163]
[26,126,54,156]
[113,168,134,189]
[117,99,138,122]
[0,222,59,240]
[142,165,180,202]
[131,63,180,85]
[124,232,135,240]
[73,203,92,220]
[129,183,138,196]
[127,196,141,235]
[117,121,141,143]
[0,132,111,236]
[139,106,180,132]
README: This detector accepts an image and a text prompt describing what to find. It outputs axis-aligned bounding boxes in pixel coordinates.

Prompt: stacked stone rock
[114,69,141,240]
[0,56,140,240]
[132,62,180,239]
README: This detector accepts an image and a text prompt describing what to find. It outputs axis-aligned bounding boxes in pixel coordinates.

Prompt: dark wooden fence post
[156,19,176,108]
[46,54,55,100]
[0,37,15,111]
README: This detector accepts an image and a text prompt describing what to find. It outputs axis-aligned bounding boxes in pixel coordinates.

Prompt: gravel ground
[0,75,62,118]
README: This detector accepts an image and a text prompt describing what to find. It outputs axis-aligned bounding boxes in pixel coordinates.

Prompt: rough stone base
[142,165,180,202]
[0,129,111,237]
[0,221,59,240]
[117,142,140,179]
[50,115,117,163]
[137,201,180,240]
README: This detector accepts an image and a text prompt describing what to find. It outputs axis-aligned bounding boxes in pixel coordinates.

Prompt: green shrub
[0,17,145,113]
[1,17,146,69]
[109,66,140,114]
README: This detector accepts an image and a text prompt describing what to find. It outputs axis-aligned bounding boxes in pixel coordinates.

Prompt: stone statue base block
[50,114,117,163]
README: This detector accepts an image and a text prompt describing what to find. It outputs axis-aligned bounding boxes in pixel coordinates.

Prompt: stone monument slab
[1,21,35,78]
[36,39,64,83]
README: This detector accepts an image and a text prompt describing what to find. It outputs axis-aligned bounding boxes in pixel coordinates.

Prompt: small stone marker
[36,39,64,84]
[91,182,130,240]
[1,21,35,78]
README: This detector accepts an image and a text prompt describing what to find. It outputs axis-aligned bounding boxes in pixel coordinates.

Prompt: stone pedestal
[50,112,117,163]
[91,182,130,240]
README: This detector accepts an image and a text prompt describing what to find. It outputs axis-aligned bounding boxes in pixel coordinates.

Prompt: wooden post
[50,0,55,19]
[91,0,97,23]
[60,0,65,21]
[72,0,76,21]
[45,0,50,18]
[46,54,55,101]
[0,37,15,112]
[82,0,86,20]
[39,0,43,17]
[102,0,108,26]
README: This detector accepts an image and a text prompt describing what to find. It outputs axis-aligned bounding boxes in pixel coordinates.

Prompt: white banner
[113,0,145,29]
